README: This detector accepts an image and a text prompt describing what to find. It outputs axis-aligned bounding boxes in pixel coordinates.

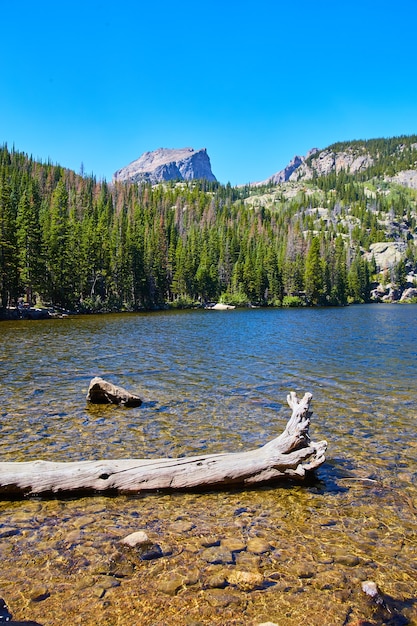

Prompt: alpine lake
[0,305,416,626]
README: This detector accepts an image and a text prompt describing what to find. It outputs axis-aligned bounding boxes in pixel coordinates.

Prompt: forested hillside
[1,137,417,316]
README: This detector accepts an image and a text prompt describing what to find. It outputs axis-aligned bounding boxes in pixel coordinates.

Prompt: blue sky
[2,0,417,185]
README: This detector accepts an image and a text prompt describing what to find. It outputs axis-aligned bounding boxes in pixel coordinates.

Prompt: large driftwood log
[0,392,327,497]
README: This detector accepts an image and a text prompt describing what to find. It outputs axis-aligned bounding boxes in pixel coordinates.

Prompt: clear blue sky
[2,0,417,185]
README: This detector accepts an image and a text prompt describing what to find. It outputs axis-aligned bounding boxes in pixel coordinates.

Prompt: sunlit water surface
[0,306,416,625]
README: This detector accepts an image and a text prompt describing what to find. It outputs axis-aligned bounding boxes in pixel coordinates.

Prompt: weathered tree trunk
[0,392,327,497]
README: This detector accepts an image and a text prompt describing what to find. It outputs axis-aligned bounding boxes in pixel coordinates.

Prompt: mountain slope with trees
[1,135,417,317]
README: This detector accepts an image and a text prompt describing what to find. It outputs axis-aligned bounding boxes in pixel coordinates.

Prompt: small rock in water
[120,530,163,560]
[29,587,50,602]
[235,552,261,570]
[220,538,246,553]
[183,568,200,586]
[199,536,220,548]
[334,552,360,566]
[361,579,390,607]
[169,520,195,533]
[98,576,121,589]
[362,580,381,598]
[293,564,315,579]
[200,547,234,565]
[157,574,184,596]
[205,588,243,608]
[360,580,406,621]
[247,538,272,554]
[120,530,151,548]
[140,544,164,560]
[226,569,264,590]
[205,572,228,589]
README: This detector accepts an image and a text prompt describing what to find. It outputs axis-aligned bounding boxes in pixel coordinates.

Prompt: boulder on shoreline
[205,302,236,310]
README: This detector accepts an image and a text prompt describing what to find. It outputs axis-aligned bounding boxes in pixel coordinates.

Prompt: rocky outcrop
[287,148,374,181]
[113,147,217,184]
[370,284,417,303]
[400,287,417,301]
[259,146,375,185]
[265,154,304,184]
[364,242,407,272]
[255,149,318,186]
[386,170,417,189]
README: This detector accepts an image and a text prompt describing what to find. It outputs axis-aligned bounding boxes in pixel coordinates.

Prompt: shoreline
[1,297,417,322]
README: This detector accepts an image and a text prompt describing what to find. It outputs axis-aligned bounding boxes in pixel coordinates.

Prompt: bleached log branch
[0,392,327,497]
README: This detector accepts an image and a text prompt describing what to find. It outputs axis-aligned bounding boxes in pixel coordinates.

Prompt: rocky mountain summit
[259,146,375,185]
[256,149,318,185]
[260,139,417,185]
[290,147,375,181]
[113,147,217,184]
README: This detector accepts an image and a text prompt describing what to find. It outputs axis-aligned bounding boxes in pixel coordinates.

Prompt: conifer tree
[304,237,324,305]
[42,178,72,307]
[16,183,42,304]
[0,169,18,307]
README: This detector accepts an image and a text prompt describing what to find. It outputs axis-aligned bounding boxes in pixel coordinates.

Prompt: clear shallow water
[0,305,416,625]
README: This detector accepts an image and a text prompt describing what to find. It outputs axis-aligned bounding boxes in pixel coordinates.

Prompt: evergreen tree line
[0,144,414,313]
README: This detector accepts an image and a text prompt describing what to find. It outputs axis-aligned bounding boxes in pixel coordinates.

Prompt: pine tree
[331,236,348,305]
[42,178,72,307]
[0,168,18,308]
[304,237,323,305]
[348,252,371,303]
[16,184,42,304]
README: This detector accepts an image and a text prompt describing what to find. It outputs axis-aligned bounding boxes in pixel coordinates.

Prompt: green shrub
[169,296,199,309]
[219,291,249,307]
[282,295,303,307]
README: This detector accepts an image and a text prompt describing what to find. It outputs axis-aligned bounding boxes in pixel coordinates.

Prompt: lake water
[0,305,416,625]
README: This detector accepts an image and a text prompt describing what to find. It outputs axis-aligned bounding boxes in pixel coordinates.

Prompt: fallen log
[0,392,327,497]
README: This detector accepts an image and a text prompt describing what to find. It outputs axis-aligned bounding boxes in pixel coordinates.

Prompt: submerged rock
[246,538,272,554]
[220,538,246,553]
[200,547,234,565]
[226,569,264,590]
[157,574,185,596]
[120,530,151,548]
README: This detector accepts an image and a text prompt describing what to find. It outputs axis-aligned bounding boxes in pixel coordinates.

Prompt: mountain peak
[113,147,217,184]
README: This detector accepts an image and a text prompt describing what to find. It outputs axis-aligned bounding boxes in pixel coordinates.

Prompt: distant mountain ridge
[258,135,417,187]
[113,136,417,189]
[113,147,217,184]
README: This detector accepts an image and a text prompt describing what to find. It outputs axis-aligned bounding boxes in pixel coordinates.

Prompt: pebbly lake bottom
[0,306,417,624]
[0,468,416,626]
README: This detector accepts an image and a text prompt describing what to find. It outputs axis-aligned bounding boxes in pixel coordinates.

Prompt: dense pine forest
[1,137,417,316]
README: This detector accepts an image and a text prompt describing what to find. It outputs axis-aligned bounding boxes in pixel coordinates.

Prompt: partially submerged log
[0,392,327,497]
[86,377,142,407]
